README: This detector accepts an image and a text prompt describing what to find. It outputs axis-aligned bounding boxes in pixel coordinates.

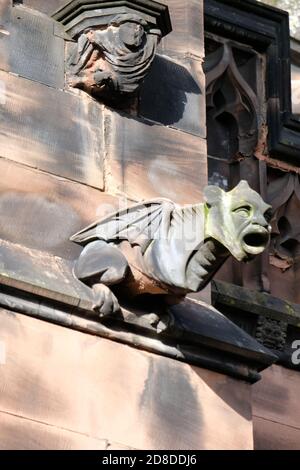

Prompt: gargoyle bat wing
[70,199,176,253]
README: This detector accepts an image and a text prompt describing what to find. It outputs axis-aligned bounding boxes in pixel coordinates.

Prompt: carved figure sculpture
[67,14,161,102]
[71,181,272,317]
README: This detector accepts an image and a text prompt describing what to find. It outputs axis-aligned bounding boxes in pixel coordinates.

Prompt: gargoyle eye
[264,208,273,223]
[233,205,251,217]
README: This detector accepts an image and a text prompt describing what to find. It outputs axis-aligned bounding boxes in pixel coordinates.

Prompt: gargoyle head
[109,14,149,49]
[204,180,272,262]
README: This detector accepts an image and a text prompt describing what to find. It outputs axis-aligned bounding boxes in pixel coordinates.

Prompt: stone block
[0,159,115,259]
[0,4,65,89]
[0,71,104,188]
[139,55,206,137]
[0,308,254,450]
[159,0,204,60]
[104,109,207,204]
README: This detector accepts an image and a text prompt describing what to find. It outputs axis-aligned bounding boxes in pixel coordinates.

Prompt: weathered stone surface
[253,364,300,449]
[253,365,300,431]
[158,0,204,59]
[0,238,88,306]
[24,0,67,15]
[0,0,10,25]
[253,416,300,450]
[0,411,109,450]
[139,55,205,137]
[0,159,116,259]
[0,71,104,188]
[0,4,65,89]
[0,308,253,450]
[103,109,207,203]
[253,365,300,449]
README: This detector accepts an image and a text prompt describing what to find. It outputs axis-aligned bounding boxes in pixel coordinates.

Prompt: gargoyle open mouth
[241,226,270,256]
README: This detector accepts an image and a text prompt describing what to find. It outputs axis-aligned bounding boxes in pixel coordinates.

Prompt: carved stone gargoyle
[67,14,161,103]
[53,0,172,106]
[70,181,272,318]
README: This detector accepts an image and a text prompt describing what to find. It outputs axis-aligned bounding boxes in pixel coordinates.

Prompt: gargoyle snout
[251,213,270,229]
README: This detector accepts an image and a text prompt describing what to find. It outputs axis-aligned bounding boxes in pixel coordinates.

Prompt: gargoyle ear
[204,185,224,207]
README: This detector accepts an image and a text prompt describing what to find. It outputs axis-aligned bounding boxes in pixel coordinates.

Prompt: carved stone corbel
[53,0,172,106]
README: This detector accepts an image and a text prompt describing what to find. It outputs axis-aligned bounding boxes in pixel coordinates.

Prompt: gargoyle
[67,13,161,103]
[70,181,272,317]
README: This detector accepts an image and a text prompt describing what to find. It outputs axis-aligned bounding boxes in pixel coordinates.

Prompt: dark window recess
[205,0,300,167]
[204,1,300,300]
[204,33,264,191]
[205,2,300,355]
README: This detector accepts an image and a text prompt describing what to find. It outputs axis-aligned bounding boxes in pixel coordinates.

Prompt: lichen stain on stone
[139,357,203,449]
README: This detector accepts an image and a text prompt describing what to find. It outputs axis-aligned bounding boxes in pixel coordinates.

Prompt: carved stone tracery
[204,37,261,169]
[256,315,288,351]
[268,170,300,271]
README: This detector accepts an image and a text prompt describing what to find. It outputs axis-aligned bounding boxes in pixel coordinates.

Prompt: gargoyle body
[71,181,272,317]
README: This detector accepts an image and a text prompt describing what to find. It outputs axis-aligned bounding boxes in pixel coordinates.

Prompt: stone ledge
[212,280,300,327]
[212,280,300,370]
[0,239,277,382]
[0,306,254,450]
[52,0,172,38]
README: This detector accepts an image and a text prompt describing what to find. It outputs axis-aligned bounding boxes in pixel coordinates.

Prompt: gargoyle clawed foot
[91,283,120,318]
